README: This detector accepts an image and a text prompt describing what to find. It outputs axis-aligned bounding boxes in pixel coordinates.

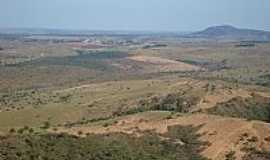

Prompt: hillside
[1,32,270,160]
[189,25,270,41]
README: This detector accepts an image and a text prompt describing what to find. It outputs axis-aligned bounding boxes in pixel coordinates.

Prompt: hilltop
[189,25,270,41]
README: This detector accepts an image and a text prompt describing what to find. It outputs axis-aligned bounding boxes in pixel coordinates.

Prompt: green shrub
[207,95,270,122]
[41,121,51,129]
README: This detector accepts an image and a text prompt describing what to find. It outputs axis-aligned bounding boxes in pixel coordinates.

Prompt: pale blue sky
[1,0,270,31]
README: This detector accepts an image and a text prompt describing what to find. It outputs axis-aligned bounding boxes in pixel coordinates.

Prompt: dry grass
[127,55,201,72]
[1,39,270,159]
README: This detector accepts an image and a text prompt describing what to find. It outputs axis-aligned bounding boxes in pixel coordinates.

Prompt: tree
[9,128,16,134]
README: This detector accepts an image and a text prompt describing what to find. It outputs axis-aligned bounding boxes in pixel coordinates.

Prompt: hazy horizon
[1,0,270,32]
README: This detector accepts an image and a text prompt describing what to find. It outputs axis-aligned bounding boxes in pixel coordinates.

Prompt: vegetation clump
[149,93,200,113]
[207,95,270,122]
[243,150,270,160]
[0,125,209,160]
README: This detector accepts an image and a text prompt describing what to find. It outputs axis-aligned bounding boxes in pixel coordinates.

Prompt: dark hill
[189,25,270,41]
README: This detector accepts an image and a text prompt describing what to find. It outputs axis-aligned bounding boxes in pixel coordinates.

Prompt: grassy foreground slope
[0,76,270,159]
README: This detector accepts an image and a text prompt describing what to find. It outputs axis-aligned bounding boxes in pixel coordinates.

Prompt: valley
[0,26,270,160]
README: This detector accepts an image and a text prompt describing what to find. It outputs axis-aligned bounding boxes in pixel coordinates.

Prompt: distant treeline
[142,44,167,49]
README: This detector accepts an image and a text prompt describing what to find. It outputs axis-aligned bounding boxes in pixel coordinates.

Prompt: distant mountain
[189,25,270,41]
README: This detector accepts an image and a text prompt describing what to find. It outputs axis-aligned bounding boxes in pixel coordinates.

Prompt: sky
[0,0,270,31]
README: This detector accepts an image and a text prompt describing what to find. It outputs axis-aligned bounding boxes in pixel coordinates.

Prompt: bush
[77,131,83,135]
[17,128,24,134]
[41,121,51,129]
[225,151,236,160]
[9,128,16,134]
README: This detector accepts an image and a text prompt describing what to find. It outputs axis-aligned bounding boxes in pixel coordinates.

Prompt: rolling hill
[189,25,270,41]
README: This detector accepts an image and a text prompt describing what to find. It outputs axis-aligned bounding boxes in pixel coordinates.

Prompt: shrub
[77,131,83,135]
[225,151,236,160]
[9,128,16,134]
[28,128,34,134]
[41,121,51,129]
[17,128,24,134]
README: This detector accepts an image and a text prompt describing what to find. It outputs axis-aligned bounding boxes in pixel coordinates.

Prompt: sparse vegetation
[41,121,51,130]
[225,151,236,160]
[0,30,270,160]
[243,150,270,160]
[206,95,270,122]
[0,125,209,160]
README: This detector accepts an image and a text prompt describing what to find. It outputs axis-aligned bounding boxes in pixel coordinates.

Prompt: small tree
[28,128,34,134]
[9,128,16,134]
[78,130,83,136]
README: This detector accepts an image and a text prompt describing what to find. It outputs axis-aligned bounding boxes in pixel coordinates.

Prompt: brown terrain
[0,30,270,160]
